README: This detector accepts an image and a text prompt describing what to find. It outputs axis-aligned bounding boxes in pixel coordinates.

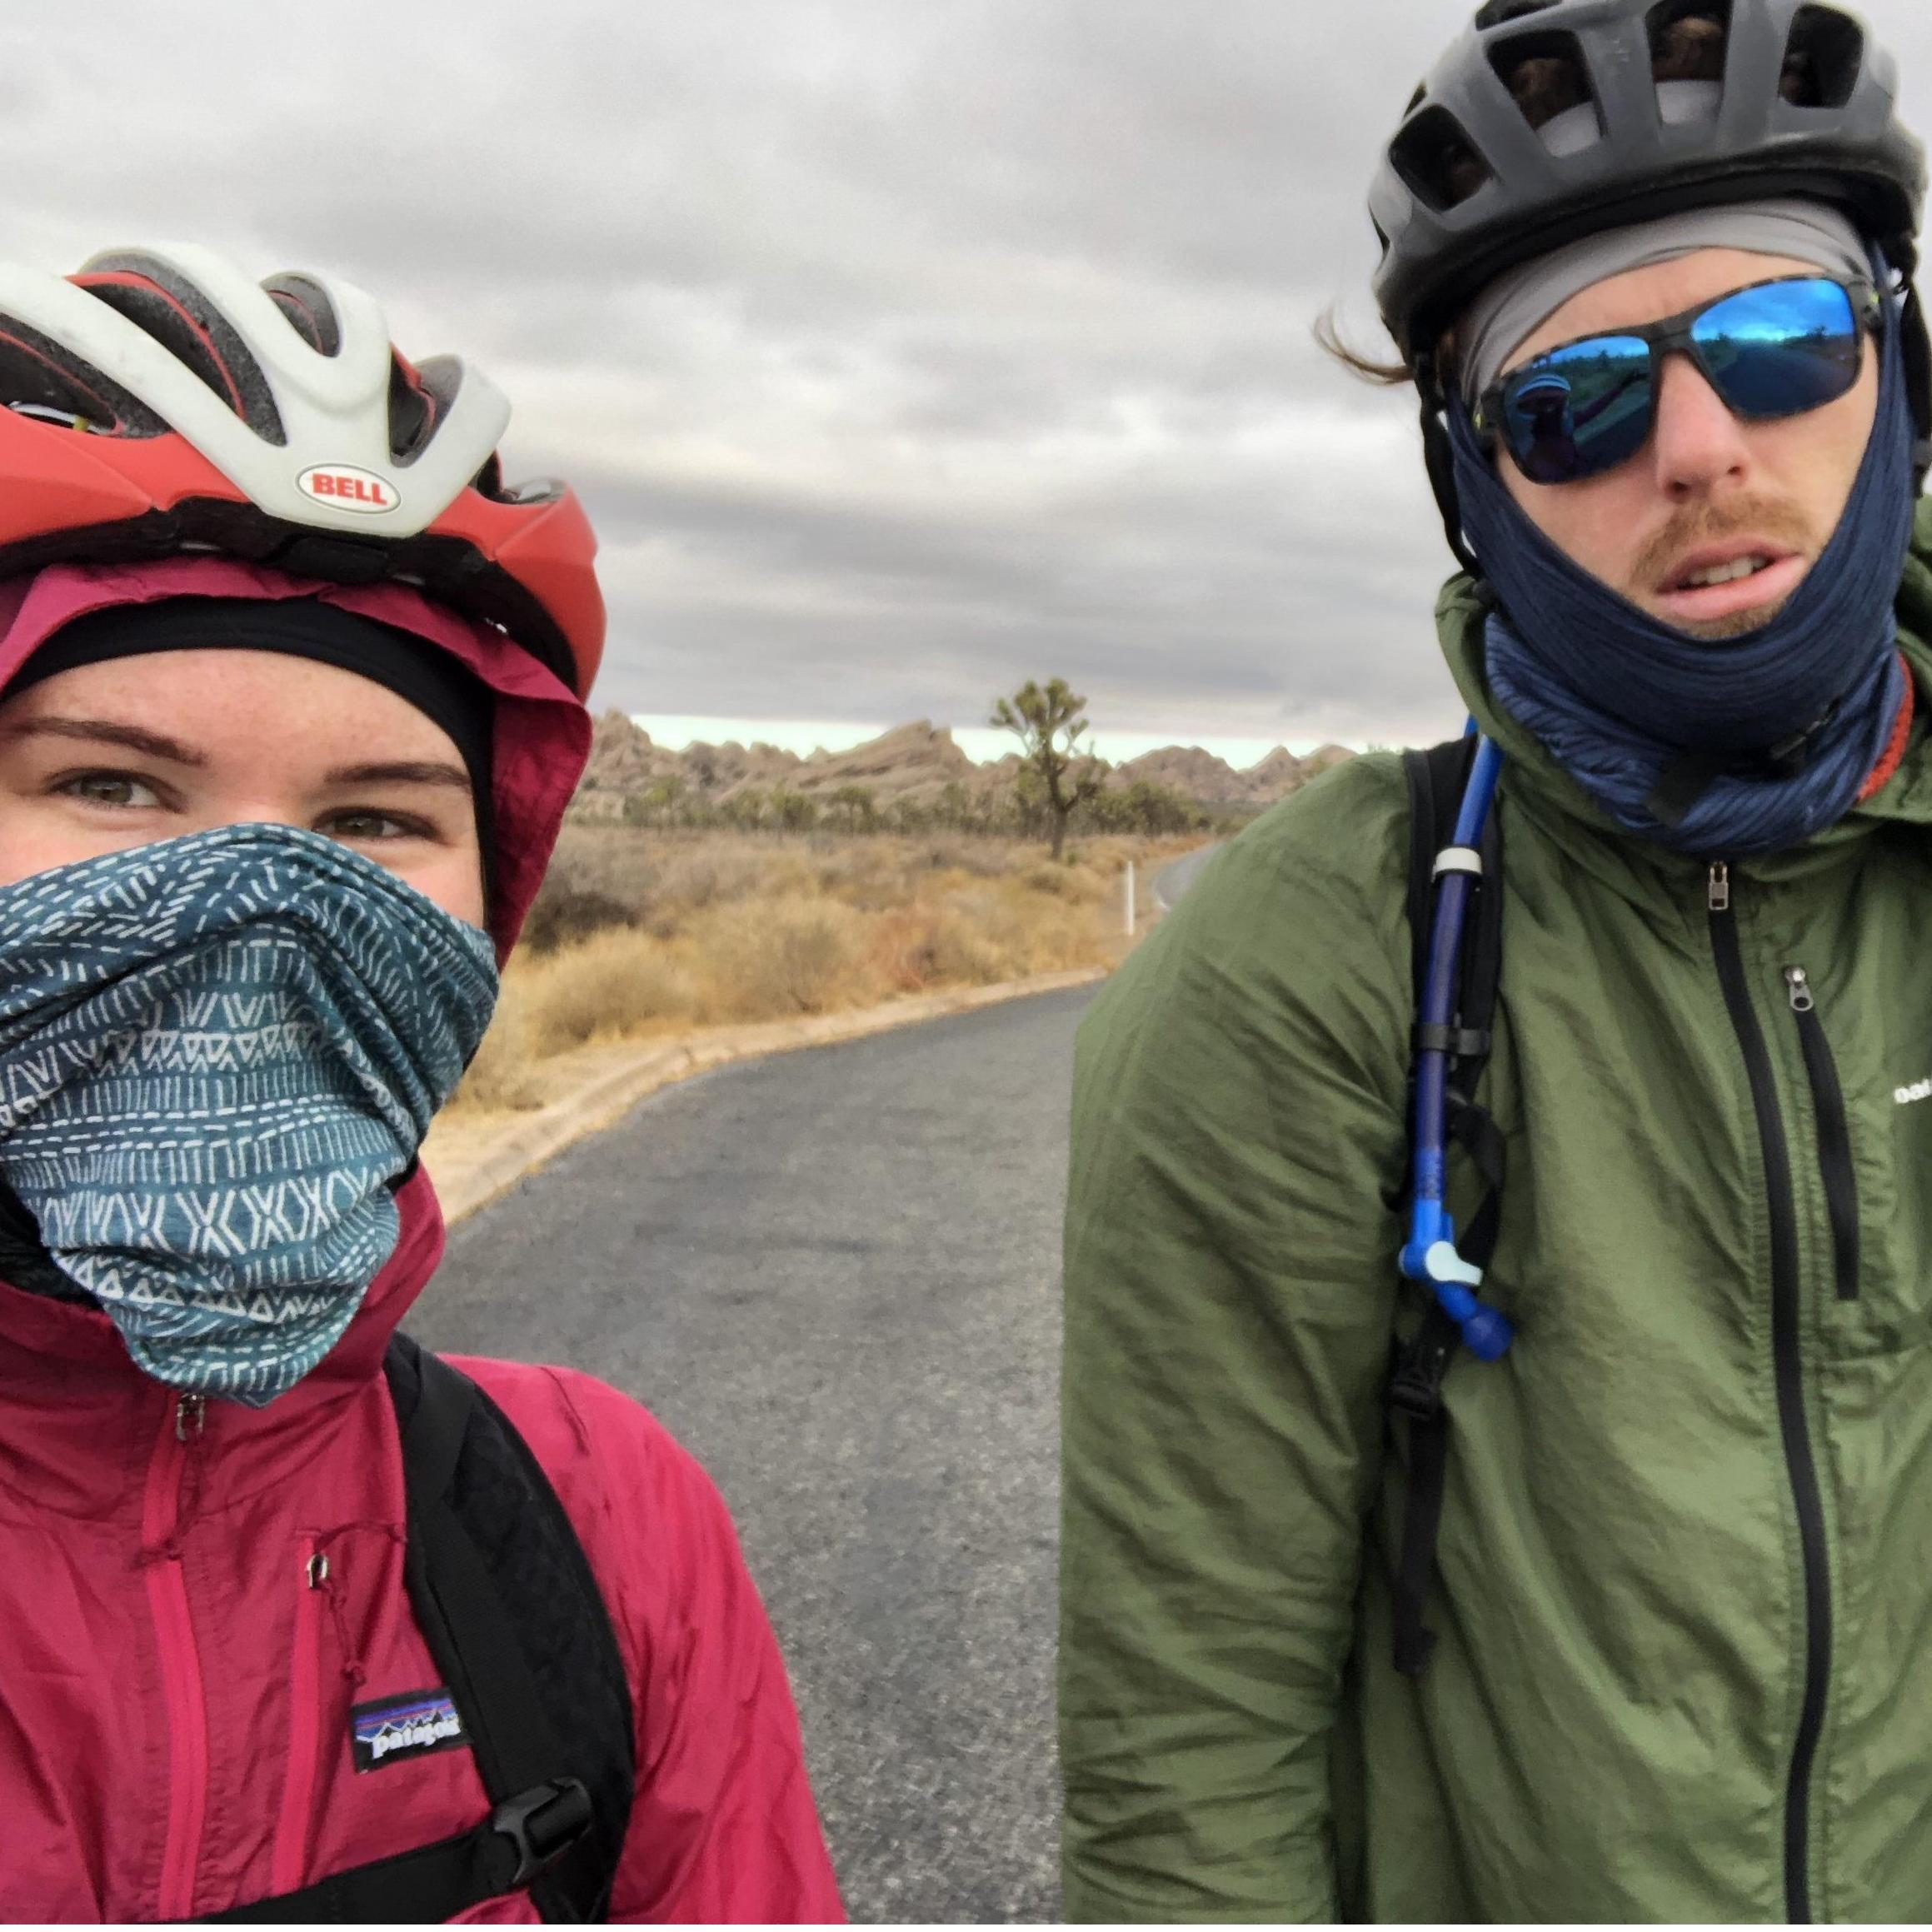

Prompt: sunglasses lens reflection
[1498,279,1868,485]
[1691,278,1863,419]
[1503,335,1652,483]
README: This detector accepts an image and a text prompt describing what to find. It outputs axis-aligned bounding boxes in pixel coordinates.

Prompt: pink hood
[0,557,593,958]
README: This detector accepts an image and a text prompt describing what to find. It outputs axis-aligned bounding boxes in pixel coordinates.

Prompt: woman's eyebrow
[0,716,207,765]
[322,760,472,792]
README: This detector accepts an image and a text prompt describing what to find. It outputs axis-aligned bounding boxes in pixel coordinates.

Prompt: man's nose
[1647,351,1751,498]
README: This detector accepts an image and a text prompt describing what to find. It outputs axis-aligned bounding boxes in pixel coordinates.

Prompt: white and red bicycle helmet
[0,242,602,697]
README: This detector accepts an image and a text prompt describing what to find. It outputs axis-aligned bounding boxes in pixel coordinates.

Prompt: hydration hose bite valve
[1400,1173,1515,1362]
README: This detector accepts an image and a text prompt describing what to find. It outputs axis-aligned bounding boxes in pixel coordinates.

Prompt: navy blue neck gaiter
[1447,267,1917,858]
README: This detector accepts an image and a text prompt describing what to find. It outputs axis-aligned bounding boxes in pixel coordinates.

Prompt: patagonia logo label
[1895,1076,1932,1106]
[350,1688,468,1773]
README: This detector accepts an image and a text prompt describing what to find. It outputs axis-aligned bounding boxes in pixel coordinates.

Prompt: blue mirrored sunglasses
[1473,275,1882,486]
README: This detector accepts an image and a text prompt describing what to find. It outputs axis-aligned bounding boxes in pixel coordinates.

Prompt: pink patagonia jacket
[0,1171,846,1922]
[0,559,845,1923]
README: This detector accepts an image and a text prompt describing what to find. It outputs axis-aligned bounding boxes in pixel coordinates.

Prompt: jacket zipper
[1784,967,1860,1300]
[142,1391,211,1923]
[269,1547,329,1895]
[1708,863,1832,1924]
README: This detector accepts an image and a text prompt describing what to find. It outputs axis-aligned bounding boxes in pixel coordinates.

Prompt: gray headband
[1459,192,1871,406]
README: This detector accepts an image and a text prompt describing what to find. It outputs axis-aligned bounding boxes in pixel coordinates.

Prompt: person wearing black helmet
[1060,1,1932,1920]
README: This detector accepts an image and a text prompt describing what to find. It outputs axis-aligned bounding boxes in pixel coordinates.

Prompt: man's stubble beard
[1668,593,1799,642]
[1623,493,1820,642]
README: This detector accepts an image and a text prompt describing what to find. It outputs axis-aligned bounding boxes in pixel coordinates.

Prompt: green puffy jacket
[1060,505,1932,1922]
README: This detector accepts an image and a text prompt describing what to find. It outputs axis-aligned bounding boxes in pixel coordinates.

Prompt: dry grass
[450,829,1198,1114]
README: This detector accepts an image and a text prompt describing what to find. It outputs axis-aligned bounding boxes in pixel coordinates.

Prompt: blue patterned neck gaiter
[1447,259,1919,857]
[0,824,497,1405]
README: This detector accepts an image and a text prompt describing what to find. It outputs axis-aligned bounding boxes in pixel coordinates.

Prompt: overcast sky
[8,1,1932,751]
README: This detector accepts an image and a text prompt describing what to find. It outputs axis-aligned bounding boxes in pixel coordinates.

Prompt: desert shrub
[450,987,546,1113]
[914,836,1009,878]
[1029,861,1110,906]
[861,906,1001,991]
[518,930,696,1052]
[665,844,802,909]
[642,843,789,937]
[659,856,721,914]
[811,844,917,912]
[699,898,871,1017]
[1023,861,1073,896]
[863,908,938,994]
[920,904,1017,984]
[518,883,636,956]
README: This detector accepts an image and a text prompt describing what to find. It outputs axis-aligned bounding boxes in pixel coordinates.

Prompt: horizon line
[626,713,1361,772]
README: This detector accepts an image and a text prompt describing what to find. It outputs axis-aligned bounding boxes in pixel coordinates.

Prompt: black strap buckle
[271,530,392,584]
[1389,1330,1455,1423]
[492,1778,593,1890]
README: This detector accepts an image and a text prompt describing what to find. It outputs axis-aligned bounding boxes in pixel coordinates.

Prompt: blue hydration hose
[1399,730,1515,1361]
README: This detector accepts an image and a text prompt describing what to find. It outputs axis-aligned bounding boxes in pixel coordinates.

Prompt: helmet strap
[1895,272,1932,489]
[1416,357,1480,577]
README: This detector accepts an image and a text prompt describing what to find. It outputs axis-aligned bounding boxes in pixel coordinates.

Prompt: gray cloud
[3,0,1929,747]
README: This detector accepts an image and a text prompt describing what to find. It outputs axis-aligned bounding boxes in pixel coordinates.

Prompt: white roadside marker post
[1125,861,1136,936]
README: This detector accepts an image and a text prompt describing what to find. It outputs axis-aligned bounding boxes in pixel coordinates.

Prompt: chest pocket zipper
[1785,966,1860,1302]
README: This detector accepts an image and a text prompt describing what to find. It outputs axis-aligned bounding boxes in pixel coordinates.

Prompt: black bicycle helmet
[1370,0,1925,360]
[1365,0,1930,562]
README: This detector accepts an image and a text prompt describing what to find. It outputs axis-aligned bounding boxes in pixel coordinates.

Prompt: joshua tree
[771,786,820,833]
[826,784,877,834]
[991,677,1107,861]
[637,772,685,830]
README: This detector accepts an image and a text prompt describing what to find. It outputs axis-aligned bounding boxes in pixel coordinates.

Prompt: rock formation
[577,711,1355,816]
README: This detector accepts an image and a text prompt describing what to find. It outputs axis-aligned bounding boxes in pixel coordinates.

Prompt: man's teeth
[1680,556,1772,589]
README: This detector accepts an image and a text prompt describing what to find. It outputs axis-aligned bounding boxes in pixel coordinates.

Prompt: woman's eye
[58,771,162,809]
[322,810,426,843]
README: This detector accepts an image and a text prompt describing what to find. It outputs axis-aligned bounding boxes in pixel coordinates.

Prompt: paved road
[413,985,1097,1923]
[1154,840,1221,910]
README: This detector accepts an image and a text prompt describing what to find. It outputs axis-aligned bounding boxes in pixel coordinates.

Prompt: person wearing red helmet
[0,246,843,1922]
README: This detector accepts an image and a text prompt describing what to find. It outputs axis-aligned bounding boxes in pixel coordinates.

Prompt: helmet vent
[78,256,288,448]
[1474,0,1558,28]
[262,274,343,358]
[0,319,167,438]
[1645,1,1730,87]
[1780,5,1865,109]
[1391,106,1494,214]
[387,354,438,465]
[1487,31,1603,150]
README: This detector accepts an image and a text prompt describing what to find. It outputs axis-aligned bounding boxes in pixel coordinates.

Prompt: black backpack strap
[387,1335,635,1921]
[212,1339,637,1924]
[1388,1300,1461,1678]
[1390,739,1505,1679]
[205,1803,584,1925]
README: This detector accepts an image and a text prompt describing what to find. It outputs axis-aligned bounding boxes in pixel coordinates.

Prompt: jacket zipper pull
[175,1393,207,1444]
[306,1551,330,1590]
[1708,861,1731,913]
[1785,966,1816,1013]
